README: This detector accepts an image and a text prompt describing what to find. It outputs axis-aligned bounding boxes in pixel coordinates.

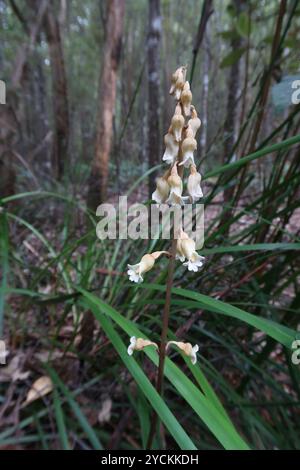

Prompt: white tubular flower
[127,251,169,283]
[180,81,192,116]
[152,171,170,203]
[127,337,158,356]
[187,164,203,202]
[180,136,197,167]
[169,66,187,100]
[187,106,201,137]
[178,230,205,272]
[166,164,187,206]
[166,341,199,365]
[171,104,185,142]
[162,129,179,165]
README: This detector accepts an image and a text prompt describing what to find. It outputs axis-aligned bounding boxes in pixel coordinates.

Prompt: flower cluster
[126,66,204,369]
[127,336,199,365]
[127,65,205,284]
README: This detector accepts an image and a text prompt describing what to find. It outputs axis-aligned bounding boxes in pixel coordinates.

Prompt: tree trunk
[219,0,245,234]
[0,0,49,199]
[190,0,214,85]
[223,9,243,165]
[199,23,210,157]
[87,0,125,210]
[44,2,69,180]
[147,0,162,200]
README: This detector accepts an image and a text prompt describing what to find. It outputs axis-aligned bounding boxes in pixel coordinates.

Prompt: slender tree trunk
[190,0,214,85]
[199,24,210,157]
[44,3,70,180]
[0,0,48,198]
[88,0,125,209]
[223,6,243,165]
[147,0,162,200]
[11,0,49,87]
[218,0,245,234]
[247,0,287,154]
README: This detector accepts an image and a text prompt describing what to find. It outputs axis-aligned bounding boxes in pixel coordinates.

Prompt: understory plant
[126,66,205,447]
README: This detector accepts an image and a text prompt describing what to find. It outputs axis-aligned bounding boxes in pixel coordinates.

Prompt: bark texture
[88,0,125,209]
[219,0,246,233]
[44,3,70,180]
[147,0,162,199]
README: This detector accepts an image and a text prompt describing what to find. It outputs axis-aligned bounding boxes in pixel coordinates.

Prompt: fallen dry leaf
[22,376,53,407]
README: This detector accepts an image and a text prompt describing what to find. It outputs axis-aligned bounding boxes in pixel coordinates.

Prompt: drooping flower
[169,66,187,100]
[162,128,179,165]
[166,341,199,365]
[180,81,192,116]
[170,104,185,142]
[187,164,203,202]
[166,164,187,206]
[152,171,170,203]
[180,136,197,167]
[127,251,169,283]
[187,106,201,137]
[175,227,187,262]
[127,337,158,356]
[177,229,205,272]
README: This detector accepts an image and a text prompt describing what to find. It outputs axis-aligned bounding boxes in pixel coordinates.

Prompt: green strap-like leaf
[140,284,297,348]
[78,288,250,450]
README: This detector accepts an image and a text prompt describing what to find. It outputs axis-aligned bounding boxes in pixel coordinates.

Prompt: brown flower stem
[146,236,177,449]
[147,108,184,450]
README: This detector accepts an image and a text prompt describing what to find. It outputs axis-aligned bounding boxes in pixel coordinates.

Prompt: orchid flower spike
[166,341,199,365]
[127,337,158,356]
[152,170,170,203]
[179,136,197,167]
[187,106,201,137]
[166,164,187,206]
[187,164,203,202]
[162,127,179,165]
[177,229,205,272]
[171,104,185,142]
[169,66,187,100]
[181,81,192,116]
[127,251,169,283]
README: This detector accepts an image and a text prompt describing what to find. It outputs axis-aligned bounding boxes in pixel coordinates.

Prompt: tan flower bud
[166,341,199,365]
[171,104,185,142]
[167,163,182,190]
[169,66,187,100]
[187,105,201,137]
[162,129,179,165]
[180,136,197,167]
[152,171,170,203]
[180,81,192,116]
[166,165,189,206]
[187,164,203,202]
